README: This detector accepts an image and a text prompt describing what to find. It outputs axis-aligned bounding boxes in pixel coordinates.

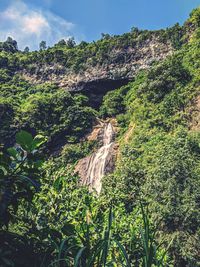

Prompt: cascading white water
[82,123,115,194]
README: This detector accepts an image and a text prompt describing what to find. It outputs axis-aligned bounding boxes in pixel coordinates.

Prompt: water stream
[81,122,115,194]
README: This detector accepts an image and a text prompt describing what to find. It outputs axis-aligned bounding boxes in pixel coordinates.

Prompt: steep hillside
[0,18,193,146]
[101,8,200,265]
[0,22,188,93]
[0,7,200,267]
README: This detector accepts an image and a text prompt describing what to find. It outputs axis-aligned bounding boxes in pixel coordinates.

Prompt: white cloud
[0,0,77,50]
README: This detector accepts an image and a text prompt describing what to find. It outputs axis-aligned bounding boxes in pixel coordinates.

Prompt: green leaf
[16,130,33,152]
[0,165,7,176]
[31,134,47,150]
[34,160,44,168]
[7,147,18,159]
[74,247,86,267]
[114,240,131,267]
[53,176,65,191]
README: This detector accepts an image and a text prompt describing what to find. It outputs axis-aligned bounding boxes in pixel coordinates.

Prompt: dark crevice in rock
[71,78,131,109]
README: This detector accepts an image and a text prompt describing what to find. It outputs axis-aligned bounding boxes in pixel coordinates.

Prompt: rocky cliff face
[20,36,173,94]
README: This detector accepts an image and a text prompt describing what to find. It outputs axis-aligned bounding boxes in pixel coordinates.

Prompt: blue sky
[0,0,199,50]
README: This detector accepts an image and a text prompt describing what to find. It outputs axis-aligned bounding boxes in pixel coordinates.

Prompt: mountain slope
[0,7,200,267]
[102,8,200,265]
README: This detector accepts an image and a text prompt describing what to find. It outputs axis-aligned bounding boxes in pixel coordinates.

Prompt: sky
[0,0,199,50]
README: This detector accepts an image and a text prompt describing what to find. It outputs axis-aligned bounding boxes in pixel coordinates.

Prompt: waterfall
[81,122,115,194]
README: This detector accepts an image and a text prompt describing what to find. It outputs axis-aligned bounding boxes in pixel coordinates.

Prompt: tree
[101,33,111,40]
[6,37,18,50]
[0,37,18,53]
[131,26,139,33]
[18,91,95,143]
[56,39,67,46]
[39,40,47,51]
[189,7,200,26]
[79,41,88,49]
[66,37,76,48]
[24,46,30,53]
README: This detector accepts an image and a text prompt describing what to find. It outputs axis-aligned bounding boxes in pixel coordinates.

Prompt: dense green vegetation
[1,7,200,267]
[102,8,200,266]
[0,80,96,149]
